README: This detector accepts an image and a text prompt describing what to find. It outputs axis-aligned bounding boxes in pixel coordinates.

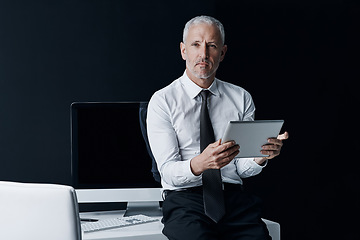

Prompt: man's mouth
[196,61,210,67]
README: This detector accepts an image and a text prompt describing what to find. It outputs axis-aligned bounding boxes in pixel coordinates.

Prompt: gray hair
[183,15,225,45]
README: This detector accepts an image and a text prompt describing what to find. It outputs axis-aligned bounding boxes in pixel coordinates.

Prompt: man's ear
[220,44,227,62]
[180,42,186,60]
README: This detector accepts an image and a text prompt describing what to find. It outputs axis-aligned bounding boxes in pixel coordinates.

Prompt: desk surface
[81,210,280,240]
[81,210,167,240]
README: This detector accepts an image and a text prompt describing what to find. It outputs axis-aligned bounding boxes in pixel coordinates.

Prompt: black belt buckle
[162,190,170,200]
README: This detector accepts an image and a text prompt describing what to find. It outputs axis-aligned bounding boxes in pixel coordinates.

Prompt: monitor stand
[124,201,162,217]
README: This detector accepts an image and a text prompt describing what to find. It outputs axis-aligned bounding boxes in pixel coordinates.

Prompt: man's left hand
[254,131,289,165]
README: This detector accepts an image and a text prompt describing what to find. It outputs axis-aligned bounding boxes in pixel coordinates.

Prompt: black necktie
[200,90,225,223]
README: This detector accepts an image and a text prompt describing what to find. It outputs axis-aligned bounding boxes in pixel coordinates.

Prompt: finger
[262,144,281,151]
[261,150,280,158]
[218,144,240,158]
[212,144,239,164]
[209,139,222,147]
[217,149,239,168]
[277,131,289,140]
[214,141,237,154]
[267,138,283,146]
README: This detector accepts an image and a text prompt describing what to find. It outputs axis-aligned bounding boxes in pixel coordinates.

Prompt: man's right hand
[190,140,240,176]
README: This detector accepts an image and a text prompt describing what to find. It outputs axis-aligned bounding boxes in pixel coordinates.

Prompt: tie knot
[200,90,210,101]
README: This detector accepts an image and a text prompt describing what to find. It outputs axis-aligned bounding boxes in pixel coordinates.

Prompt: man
[147,15,288,240]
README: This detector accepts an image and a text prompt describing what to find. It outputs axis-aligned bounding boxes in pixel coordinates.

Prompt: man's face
[181,23,227,82]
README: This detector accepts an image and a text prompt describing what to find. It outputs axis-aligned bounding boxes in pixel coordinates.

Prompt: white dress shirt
[147,71,265,190]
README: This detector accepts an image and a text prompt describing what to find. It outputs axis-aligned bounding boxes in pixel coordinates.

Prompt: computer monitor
[71,102,163,216]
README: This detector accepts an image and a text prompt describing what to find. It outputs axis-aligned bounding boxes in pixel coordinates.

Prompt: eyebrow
[191,40,218,44]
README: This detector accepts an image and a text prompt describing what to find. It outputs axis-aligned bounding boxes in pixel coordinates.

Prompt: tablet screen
[222,120,284,158]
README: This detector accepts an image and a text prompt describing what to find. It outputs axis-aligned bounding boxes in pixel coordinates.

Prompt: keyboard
[81,214,159,233]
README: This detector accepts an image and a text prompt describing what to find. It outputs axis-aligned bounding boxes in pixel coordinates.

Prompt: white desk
[81,211,166,240]
[81,211,280,240]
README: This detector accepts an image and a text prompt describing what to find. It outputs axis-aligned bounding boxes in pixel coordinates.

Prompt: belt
[162,183,244,200]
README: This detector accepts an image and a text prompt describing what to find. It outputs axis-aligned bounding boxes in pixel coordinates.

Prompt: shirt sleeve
[147,93,202,188]
[243,90,256,121]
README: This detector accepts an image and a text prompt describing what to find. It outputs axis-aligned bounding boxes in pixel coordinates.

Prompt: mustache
[195,59,211,65]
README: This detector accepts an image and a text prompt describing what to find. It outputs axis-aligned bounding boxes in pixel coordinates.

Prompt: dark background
[0,0,359,239]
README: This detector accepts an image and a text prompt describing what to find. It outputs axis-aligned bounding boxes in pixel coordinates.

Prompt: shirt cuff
[254,158,268,167]
[167,159,202,187]
[182,159,203,183]
[239,158,265,176]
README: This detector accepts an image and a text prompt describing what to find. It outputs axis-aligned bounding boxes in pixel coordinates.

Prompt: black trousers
[162,185,271,240]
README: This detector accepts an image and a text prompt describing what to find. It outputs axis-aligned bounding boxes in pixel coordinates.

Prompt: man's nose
[200,44,209,59]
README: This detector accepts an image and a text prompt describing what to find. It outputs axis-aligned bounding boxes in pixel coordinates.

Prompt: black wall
[0,1,359,239]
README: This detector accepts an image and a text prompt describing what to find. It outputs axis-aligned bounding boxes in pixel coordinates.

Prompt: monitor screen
[71,102,160,190]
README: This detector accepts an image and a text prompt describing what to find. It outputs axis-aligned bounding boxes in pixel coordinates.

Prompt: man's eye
[209,44,217,48]
[191,43,200,47]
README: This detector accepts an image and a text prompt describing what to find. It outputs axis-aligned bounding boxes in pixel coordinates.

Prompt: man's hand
[255,131,289,165]
[190,139,240,176]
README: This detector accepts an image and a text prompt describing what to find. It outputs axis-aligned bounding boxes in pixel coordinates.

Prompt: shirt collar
[180,70,220,99]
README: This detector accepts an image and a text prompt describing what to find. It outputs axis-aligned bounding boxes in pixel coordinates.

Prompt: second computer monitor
[71,102,162,215]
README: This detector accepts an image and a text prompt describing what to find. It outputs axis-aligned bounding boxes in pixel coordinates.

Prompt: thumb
[211,139,222,146]
[277,131,289,140]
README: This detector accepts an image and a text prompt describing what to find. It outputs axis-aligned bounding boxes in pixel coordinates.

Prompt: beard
[186,59,219,80]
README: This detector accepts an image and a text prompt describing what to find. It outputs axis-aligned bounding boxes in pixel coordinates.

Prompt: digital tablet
[222,120,284,158]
